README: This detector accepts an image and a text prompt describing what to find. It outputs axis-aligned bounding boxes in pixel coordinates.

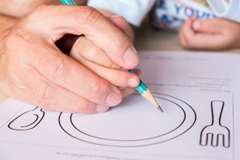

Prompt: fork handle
[211,101,224,126]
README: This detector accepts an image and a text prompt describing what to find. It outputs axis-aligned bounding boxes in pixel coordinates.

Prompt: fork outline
[199,100,230,148]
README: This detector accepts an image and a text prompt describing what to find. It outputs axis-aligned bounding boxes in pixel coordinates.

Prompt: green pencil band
[60,0,76,5]
[128,69,163,112]
[129,69,147,95]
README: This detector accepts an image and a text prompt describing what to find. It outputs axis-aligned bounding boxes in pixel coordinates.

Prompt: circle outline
[59,93,197,147]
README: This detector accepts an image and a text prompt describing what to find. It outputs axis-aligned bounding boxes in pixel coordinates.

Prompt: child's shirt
[87,0,156,26]
[150,0,215,31]
[87,0,215,31]
[206,0,240,23]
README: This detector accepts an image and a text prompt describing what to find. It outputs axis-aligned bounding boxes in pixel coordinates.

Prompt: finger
[121,87,137,98]
[70,36,121,69]
[8,65,111,114]
[190,34,225,50]
[9,83,111,114]
[109,15,129,33]
[27,5,139,69]
[15,38,122,107]
[109,15,134,42]
[120,69,142,98]
[179,18,196,48]
[193,18,227,33]
[71,54,140,87]
[179,18,224,50]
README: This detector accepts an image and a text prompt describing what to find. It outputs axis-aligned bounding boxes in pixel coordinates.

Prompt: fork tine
[223,131,230,148]
[211,133,219,147]
[200,130,208,146]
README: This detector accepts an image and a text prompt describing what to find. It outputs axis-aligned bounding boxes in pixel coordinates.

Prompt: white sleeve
[207,0,240,22]
[87,0,156,26]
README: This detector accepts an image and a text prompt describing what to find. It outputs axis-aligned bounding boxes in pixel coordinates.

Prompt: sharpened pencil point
[157,106,164,112]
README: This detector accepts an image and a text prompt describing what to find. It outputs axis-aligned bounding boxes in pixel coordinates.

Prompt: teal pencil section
[136,81,147,94]
[129,69,147,95]
[60,0,76,5]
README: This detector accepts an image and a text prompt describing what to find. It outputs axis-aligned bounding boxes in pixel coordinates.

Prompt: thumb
[28,5,138,69]
[193,18,225,33]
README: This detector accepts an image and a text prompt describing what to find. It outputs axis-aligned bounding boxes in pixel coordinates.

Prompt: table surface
[1,20,240,104]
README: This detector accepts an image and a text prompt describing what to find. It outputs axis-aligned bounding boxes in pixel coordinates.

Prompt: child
[150,0,215,31]
[87,0,240,50]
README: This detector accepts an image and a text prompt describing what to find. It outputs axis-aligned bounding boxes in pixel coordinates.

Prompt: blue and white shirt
[88,0,215,31]
[150,0,215,31]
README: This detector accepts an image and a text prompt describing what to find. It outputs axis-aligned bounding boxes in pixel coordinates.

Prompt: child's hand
[69,15,141,100]
[179,17,240,50]
[70,36,141,98]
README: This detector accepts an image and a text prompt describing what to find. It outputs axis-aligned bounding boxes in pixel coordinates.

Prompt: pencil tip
[157,106,164,112]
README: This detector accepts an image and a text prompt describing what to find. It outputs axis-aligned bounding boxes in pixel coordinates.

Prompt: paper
[0,51,239,160]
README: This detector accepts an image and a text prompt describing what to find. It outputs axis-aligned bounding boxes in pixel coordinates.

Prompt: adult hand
[179,17,240,50]
[0,5,139,114]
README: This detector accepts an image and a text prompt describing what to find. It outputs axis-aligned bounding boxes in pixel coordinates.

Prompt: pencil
[60,0,163,112]
[129,70,163,112]
[60,0,76,5]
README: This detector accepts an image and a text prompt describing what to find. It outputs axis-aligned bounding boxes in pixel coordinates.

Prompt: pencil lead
[157,106,164,112]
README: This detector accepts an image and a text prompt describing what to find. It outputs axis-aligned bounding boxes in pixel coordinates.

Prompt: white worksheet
[0,51,240,160]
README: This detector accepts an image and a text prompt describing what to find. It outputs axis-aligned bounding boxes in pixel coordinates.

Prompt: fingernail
[124,48,139,68]
[193,21,200,30]
[105,90,122,106]
[120,68,128,71]
[128,77,139,87]
[96,105,109,113]
[110,15,122,18]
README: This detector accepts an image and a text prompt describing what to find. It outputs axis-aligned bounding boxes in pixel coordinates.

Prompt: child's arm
[179,17,240,50]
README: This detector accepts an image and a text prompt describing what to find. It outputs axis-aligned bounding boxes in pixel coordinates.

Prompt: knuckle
[90,47,120,69]
[6,28,32,54]
[29,5,48,19]
[45,55,69,80]
[90,45,104,60]
[74,99,95,113]
[80,6,102,24]
[87,79,106,100]
[31,81,54,104]
[6,31,25,49]
[109,61,120,69]
[112,72,123,85]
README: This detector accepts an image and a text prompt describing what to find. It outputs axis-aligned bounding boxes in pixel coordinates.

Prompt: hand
[69,15,141,99]
[96,9,135,42]
[179,17,240,50]
[0,5,139,114]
